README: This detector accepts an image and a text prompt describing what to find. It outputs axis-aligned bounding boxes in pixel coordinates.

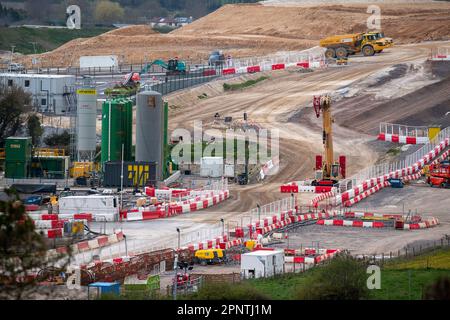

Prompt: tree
[43,130,71,154]
[0,189,71,299]
[0,84,31,147]
[296,254,370,300]
[25,0,51,23]
[27,114,43,147]
[94,0,125,24]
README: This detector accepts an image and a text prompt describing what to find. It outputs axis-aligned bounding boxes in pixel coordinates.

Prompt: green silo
[101,98,133,164]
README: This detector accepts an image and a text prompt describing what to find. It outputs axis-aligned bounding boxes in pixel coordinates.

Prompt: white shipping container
[224,164,235,178]
[241,250,284,279]
[58,195,119,220]
[80,55,118,69]
[200,157,224,178]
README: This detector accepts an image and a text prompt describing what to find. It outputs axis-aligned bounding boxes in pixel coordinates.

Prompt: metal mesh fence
[337,127,450,193]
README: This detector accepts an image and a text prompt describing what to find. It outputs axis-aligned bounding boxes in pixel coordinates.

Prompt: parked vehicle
[194,249,227,265]
[8,62,25,72]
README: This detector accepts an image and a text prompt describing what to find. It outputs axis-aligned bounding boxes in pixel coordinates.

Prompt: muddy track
[167,43,447,214]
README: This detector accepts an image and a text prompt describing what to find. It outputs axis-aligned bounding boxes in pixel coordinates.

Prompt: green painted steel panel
[101,98,133,164]
[5,161,28,178]
[5,137,32,162]
[30,157,67,179]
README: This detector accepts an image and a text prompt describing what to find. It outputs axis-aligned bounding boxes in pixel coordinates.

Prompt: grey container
[136,91,164,181]
[103,161,157,188]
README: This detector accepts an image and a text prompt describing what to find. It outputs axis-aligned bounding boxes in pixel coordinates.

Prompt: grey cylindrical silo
[76,86,97,161]
[136,91,164,181]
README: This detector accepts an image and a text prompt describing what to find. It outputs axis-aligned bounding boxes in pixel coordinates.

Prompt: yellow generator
[244,240,257,251]
[194,249,227,265]
[70,162,95,178]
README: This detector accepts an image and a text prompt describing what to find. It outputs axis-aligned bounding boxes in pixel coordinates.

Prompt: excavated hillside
[21,2,450,67]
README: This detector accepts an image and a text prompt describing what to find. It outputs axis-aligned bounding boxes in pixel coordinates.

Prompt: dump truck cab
[194,249,226,265]
[367,31,394,49]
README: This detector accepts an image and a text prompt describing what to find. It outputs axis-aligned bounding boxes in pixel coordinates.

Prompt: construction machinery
[70,161,95,178]
[105,72,141,97]
[193,249,227,265]
[367,31,394,50]
[141,59,186,76]
[320,32,389,59]
[427,162,450,188]
[208,50,226,67]
[312,95,346,187]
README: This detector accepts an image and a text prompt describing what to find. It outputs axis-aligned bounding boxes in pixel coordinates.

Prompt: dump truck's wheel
[362,45,375,56]
[325,48,336,59]
[335,47,348,58]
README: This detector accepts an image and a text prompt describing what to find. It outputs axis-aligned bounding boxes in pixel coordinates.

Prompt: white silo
[76,83,97,161]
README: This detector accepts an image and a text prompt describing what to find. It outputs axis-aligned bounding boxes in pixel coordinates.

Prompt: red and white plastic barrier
[317,219,385,228]
[377,133,429,144]
[126,190,230,221]
[328,138,450,207]
[70,231,125,254]
[343,181,390,207]
[285,248,341,264]
[39,228,64,238]
[344,212,405,219]
[403,218,439,230]
[245,210,342,239]
[281,182,335,194]
[28,212,93,222]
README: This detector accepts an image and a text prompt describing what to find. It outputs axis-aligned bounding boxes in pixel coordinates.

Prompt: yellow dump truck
[194,249,227,265]
[320,33,388,59]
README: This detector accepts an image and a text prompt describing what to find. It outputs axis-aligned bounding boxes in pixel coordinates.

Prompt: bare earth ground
[16,2,450,67]
[79,41,450,263]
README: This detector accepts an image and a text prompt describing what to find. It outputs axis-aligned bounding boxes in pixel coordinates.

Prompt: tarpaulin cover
[11,184,56,194]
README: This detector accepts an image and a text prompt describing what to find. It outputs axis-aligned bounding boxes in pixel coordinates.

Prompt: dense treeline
[0,0,261,26]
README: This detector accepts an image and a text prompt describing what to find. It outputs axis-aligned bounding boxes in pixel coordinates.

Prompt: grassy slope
[0,27,112,54]
[248,248,450,300]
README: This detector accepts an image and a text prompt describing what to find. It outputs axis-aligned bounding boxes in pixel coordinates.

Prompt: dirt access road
[88,41,450,260]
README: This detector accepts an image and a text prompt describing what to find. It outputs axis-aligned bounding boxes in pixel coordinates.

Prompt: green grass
[384,248,450,270]
[369,269,450,300]
[248,272,313,300]
[386,147,401,156]
[223,76,269,91]
[244,249,450,300]
[0,27,112,54]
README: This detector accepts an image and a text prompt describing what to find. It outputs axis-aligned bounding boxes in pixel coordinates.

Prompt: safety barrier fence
[355,235,450,265]
[378,122,429,144]
[337,126,450,193]
[228,47,325,71]
[430,47,450,61]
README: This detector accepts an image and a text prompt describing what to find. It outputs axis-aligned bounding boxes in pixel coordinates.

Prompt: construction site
[1,0,450,301]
